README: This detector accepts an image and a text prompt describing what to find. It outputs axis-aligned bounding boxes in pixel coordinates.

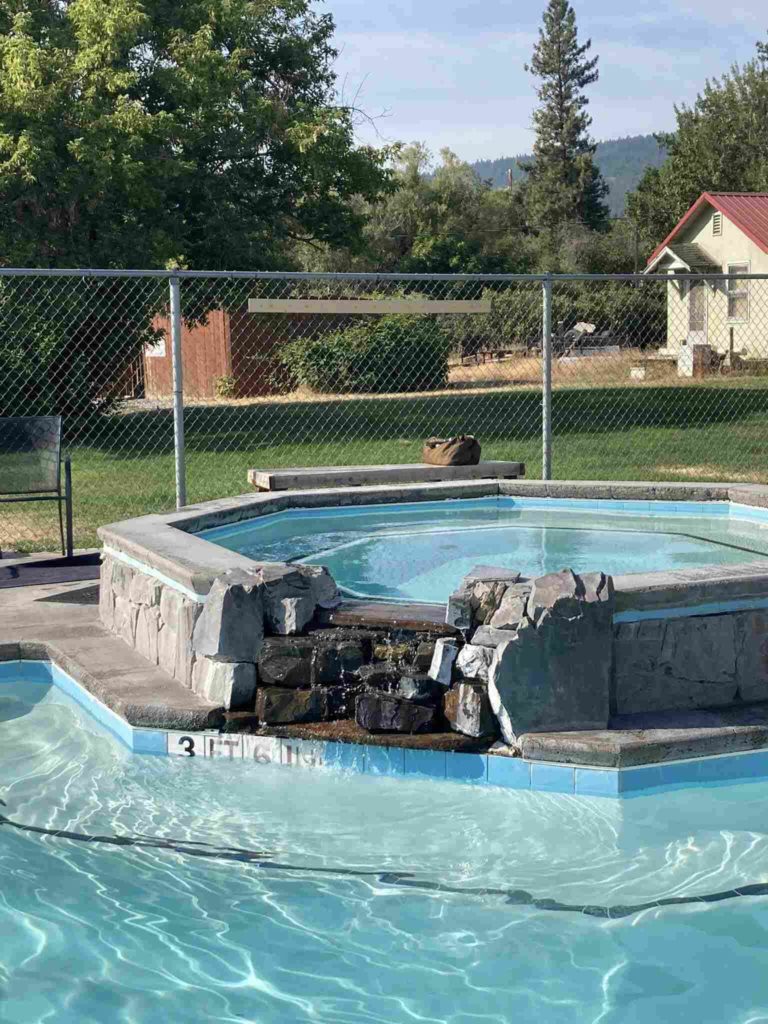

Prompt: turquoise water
[4,672,768,1022]
[201,498,768,603]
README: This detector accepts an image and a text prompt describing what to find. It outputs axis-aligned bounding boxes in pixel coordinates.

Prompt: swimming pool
[4,661,768,1022]
[201,497,768,603]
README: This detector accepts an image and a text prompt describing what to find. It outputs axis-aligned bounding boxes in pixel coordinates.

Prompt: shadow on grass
[65,384,768,457]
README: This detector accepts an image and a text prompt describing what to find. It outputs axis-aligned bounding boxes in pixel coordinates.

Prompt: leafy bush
[214,374,236,399]
[280,315,451,394]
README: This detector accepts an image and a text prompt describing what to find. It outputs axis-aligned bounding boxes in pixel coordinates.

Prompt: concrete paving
[0,577,222,730]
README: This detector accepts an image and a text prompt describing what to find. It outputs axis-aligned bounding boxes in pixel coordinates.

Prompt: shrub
[214,374,236,399]
[280,315,451,394]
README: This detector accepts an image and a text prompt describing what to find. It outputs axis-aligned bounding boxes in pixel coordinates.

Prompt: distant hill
[470,134,667,216]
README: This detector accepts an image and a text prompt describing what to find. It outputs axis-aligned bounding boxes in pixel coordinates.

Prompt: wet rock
[428,638,459,684]
[320,683,363,720]
[307,628,377,662]
[414,641,437,672]
[394,673,445,705]
[336,641,366,679]
[256,686,325,725]
[193,571,264,663]
[444,682,498,739]
[221,710,261,733]
[357,663,401,691]
[311,643,342,685]
[488,569,615,743]
[373,640,413,664]
[355,692,440,734]
[456,643,494,682]
[257,637,314,688]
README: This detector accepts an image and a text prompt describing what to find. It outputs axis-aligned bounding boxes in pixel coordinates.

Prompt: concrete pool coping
[98,477,768,616]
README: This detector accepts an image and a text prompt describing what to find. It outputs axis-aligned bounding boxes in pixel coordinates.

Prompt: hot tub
[198,496,768,604]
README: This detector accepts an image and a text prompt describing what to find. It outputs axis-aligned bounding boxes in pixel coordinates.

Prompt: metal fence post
[169,275,187,508]
[542,273,553,480]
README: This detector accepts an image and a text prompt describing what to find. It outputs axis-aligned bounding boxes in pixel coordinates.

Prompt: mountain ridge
[469,134,667,216]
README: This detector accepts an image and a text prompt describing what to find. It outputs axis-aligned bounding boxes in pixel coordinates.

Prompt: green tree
[627,38,768,254]
[302,145,531,274]
[0,0,394,270]
[521,0,609,241]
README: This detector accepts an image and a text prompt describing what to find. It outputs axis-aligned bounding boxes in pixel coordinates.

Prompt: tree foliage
[521,0,609,240]
[300,145,531,274]
[627,39,768,253]
[0,0,394,270]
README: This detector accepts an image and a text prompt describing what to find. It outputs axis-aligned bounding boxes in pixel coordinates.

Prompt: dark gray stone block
[394,673,445,705]
[413,641,436,672]
[357,663,401,691]
[355,692,439,734]
[736,609,768,702]
[319,682,363,719]
[256,686,325,725]
[257,637,314,688]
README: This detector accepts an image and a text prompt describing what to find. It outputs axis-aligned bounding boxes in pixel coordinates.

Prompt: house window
[713,212,723,236]
[727,263,750,321]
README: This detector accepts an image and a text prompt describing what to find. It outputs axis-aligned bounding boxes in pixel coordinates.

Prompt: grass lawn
[4,380,768,552]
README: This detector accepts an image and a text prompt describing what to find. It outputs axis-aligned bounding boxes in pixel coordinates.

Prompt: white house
[645,192,768,360]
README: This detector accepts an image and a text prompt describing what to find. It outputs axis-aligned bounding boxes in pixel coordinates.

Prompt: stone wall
[99,555,341,709]
[613,609,768,714]
[101,549,768,743]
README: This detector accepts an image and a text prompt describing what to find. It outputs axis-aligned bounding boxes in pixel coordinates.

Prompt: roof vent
[713,212,723,236]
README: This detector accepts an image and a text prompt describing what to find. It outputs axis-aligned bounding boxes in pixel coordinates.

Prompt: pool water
[3,671,768,1022]
[201,498,768,603]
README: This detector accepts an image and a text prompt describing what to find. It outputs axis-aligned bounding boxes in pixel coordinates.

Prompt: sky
[329,0,766,162]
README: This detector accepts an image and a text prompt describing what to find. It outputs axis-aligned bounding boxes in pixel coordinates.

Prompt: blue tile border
[487,755,531,789]
[8,659,768,798]
[404,748,447,780]
[365,744,405,776]
[447,751,487,783]
[531,762,576,794]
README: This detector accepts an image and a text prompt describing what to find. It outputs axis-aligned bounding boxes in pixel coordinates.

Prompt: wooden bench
[249,461,526,492]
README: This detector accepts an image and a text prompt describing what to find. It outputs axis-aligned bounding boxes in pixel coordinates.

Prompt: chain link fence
[2,269,767,553]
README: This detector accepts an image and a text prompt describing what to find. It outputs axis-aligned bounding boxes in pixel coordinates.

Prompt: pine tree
[521,0,609,237]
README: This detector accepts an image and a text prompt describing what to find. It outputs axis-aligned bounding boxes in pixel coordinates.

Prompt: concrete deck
[0,578,222,730]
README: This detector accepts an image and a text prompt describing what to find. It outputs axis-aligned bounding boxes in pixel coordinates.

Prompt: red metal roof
[647,192,768,266]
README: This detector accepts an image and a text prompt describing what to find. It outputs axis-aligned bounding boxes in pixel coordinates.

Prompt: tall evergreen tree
[521,0,609,237]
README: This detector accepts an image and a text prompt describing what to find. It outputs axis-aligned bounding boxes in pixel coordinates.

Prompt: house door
[688,280,707,345]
